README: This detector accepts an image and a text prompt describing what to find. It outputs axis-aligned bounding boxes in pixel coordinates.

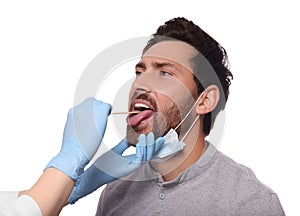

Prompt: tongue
[127,110,154,127]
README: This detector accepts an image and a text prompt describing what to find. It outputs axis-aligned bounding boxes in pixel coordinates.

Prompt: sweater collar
[146,141,220,187]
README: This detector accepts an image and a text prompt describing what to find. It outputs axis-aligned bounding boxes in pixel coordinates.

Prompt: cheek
[180,73,198,98]
[157,91,195,121]
[187,80,198,99]
[156,94,182,123]
[157,84,196,114]
[156,94,174,111]
[169,77,197,102]
[128,88,135,107]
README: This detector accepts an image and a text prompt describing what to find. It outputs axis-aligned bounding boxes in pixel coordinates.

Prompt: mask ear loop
[174,90,206,132]
[180,114,200,142]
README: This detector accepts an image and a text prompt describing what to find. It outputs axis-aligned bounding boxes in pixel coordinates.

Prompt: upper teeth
[135,103,150,109]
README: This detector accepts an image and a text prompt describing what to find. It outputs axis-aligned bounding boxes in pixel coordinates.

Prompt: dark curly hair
[143,17,233,136]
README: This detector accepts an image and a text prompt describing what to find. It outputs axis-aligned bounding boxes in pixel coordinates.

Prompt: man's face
[125,41,199,145]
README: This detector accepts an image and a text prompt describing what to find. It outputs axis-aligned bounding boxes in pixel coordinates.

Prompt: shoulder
[214,151,285,215]
[199,144,265,188]
[215,151,260,184]
[213,150,273,195]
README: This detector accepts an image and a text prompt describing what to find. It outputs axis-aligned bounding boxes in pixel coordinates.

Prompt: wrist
[45,151,89,180]
[26,167,75,215]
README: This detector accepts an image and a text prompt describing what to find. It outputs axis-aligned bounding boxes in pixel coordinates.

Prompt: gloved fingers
[146,132,155,160]
[94,99,112,137]
[111,139,130,155]
[154,137,165,155]
[72,98,112,159]
[73,97,98,111]
[94,99,112,116]
[136,134,146,161]
[135,133,165,161]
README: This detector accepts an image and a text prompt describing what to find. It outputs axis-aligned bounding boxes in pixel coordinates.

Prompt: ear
[196,85,220,115]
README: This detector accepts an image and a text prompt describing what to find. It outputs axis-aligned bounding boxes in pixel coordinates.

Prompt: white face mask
[153,91,205,160]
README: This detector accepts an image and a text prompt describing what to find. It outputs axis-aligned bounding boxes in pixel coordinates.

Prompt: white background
[0,0,299,215]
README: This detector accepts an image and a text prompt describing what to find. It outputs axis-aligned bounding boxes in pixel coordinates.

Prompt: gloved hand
[68,132,164,204]
[45,98,112,180]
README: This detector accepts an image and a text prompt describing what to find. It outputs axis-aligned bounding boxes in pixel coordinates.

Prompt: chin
[125,125,153,146]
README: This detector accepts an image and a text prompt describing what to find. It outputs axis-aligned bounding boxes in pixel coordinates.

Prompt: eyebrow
[135,61,177,70]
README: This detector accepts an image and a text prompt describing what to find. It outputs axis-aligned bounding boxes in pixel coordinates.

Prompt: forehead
[142,40,199,72]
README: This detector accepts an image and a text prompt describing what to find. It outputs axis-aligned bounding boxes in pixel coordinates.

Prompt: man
[80,17,285,215]
[95,17,285,215]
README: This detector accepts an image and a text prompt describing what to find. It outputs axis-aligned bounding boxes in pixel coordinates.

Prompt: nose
[131,73,154,93]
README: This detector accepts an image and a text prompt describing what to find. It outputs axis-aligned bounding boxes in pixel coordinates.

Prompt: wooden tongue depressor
[111,111,140,115]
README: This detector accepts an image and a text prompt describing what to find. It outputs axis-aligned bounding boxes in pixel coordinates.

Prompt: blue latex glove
[45,98,111,180]
[68,132,164,204]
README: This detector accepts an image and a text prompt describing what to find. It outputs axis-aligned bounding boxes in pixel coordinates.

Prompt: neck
[150,120,206,182]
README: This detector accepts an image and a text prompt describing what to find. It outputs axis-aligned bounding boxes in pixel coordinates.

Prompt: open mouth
[134,103,153,112]
[127,100,155,127]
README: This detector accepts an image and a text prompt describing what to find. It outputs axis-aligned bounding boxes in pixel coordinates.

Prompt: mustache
[131,92,158,111]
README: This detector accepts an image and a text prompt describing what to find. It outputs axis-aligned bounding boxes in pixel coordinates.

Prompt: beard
[125,93,195,146]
